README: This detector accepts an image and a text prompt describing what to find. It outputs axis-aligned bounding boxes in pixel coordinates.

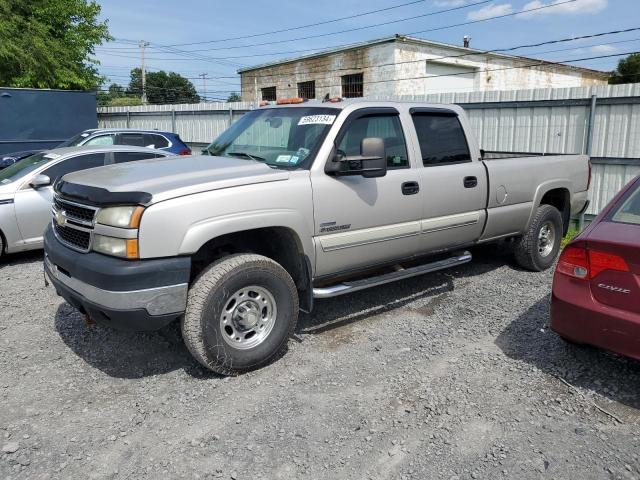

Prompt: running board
[312,251,472,299]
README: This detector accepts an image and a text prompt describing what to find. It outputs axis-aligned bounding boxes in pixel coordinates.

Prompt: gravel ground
[1,248,639,480]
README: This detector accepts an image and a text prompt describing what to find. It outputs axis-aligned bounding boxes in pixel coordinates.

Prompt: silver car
[0,145,171,255]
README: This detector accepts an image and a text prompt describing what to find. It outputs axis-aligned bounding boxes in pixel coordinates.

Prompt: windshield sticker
[276,155,292,163]
[44,153,61,160]
[298,115,336,126]
[289,156,299,164]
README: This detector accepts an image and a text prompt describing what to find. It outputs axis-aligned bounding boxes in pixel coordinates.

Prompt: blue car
[57,129,191,155]
[0,129,191,169]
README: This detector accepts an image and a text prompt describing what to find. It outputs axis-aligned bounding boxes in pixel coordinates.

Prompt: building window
[261,86,277,101]
[341,73,363,98]
[297,81,315,100]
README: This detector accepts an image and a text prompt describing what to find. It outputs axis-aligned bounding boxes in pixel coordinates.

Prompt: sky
[93,0,640,101]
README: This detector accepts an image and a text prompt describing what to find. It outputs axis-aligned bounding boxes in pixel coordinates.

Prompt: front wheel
[182,254,299,375]
[514,204,563,271]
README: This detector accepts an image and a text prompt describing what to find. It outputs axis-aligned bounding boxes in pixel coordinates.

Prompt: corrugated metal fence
[98,83,640,215]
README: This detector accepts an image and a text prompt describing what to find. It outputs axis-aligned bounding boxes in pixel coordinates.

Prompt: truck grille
[52,195,98,253]
[53,197,96,224]
[54,223,91,251]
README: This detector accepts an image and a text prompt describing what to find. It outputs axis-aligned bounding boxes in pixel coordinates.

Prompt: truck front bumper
[43,225,190,331]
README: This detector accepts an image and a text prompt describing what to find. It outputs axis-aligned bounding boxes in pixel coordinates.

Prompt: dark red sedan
[551,175,640,360]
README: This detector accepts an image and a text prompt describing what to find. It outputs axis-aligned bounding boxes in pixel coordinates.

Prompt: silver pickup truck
[43,99,590,374]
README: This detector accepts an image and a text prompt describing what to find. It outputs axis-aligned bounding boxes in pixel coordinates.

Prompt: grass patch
[561,228,580,248]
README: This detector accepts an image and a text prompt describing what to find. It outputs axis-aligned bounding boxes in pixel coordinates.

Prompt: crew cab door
[14,153,106,245]
[310,108,423,277]
[409,109,487,253]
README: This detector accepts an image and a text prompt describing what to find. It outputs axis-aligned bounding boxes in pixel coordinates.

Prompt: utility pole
[139,40,149,104]
[198,73,208,102]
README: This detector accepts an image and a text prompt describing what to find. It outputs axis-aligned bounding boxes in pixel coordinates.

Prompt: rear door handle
[401,181,420,195]
[463,176,478,188]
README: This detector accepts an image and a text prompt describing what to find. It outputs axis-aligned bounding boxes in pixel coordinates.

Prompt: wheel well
[0,228,5,255]
[540,188,570,235]
[190,227,312,309]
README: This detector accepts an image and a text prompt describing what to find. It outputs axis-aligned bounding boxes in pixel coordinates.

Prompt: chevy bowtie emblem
[55,209,67,227]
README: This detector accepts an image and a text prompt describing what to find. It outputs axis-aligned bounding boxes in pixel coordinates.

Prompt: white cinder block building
[239,35,609,102]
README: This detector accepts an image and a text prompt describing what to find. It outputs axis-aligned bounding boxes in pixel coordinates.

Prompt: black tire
[0,231,4,258]
[181,254,299,375]
[514,204,563,271]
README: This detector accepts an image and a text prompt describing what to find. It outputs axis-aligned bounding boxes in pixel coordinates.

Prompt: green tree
[97,82,126,106]
[128,68,200,104]
[0,0,111,90]
[609,53,640,85]
[227,92,242,102]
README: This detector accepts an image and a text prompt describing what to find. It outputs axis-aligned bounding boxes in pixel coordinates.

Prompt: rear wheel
[514,204,563,271]
[181,254,299,375]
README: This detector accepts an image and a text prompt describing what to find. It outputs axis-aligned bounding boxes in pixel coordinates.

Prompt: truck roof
[259,98,463,113]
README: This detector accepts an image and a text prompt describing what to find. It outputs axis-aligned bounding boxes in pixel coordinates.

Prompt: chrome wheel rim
[219,286,277,350]
[538,221,555,257]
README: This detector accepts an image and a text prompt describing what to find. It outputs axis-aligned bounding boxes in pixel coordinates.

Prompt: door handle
[401,181,420,195]
[463,176,478,188]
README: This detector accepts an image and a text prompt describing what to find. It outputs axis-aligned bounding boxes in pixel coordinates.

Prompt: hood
[58,155,290,205]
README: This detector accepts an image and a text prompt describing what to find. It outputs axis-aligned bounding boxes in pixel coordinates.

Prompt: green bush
[561,228,579,248]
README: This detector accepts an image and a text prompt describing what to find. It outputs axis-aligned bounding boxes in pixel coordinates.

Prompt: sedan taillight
[557,245,630,280]
[179,148,191,156]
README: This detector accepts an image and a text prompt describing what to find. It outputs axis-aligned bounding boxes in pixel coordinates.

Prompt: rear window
[611,181,640,225]
[412,113,471,167]
[145,134,169,149]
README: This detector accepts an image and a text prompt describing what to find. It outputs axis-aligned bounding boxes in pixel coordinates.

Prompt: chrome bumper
[44,254,188,316]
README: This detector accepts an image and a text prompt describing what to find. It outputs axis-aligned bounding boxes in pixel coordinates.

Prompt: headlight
[93,234,139,259]
[96,206,144,228]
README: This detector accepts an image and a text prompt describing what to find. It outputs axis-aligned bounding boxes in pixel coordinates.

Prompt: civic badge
[55,209,67,227]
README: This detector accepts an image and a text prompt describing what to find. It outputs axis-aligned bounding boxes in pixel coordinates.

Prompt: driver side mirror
[325,137,387,178]
[29,174,51,189]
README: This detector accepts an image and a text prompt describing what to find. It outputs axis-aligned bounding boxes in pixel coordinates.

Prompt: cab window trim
[410,110,472,168]
[332,107,410,171]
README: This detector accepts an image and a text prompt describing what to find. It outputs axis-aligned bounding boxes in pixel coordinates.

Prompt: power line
[94,0,491,62]
[194,27,640,79]
[104,0,453,50]
[141,0,578,54]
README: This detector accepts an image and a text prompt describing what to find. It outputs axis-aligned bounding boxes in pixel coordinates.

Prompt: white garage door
[424,62,476,94]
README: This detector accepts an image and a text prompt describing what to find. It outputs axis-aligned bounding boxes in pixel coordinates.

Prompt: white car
[0,145,171,256]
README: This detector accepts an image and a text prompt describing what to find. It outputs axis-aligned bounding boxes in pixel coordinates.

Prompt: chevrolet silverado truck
[43,99,590,375]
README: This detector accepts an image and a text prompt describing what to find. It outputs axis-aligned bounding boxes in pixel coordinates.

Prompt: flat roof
[237,34,609,78]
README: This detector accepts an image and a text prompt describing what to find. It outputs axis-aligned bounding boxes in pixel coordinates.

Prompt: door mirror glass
[29,174,51,189]
[326,137,387,178]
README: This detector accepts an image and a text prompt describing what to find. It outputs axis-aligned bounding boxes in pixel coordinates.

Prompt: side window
[117,133,146,147]
[412,114,471,166]
[144,134,169,149]
[113,152,161,164]
[41,153,106,184]
[84,134,115,146]
[337,114,409,169]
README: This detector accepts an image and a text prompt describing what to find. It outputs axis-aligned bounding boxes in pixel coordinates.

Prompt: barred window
[341,73,363,98]
[261,86,276,101]
[297,81,315,100]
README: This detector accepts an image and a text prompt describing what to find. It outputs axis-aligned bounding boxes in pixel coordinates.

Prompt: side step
[312,251,472,299]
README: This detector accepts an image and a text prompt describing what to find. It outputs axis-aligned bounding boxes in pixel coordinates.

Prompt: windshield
[56,131,90,148]
[0,152,52,185]
[203,107,338,169]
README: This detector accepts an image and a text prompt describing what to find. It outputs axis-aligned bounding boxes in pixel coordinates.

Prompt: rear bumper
[550,274,640,361]
[44,225,190,331]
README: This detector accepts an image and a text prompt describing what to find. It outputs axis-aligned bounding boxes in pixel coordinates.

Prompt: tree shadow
[495,295,640,411]
[0,249,43,268]
[53,247,511,380]
[54,303,220,380]
[299,246,510,335]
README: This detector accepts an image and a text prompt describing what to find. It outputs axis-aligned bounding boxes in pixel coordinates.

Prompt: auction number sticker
[298,115,336,126]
